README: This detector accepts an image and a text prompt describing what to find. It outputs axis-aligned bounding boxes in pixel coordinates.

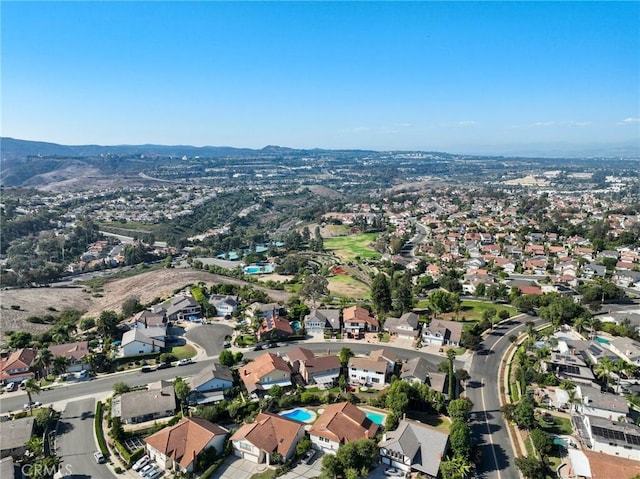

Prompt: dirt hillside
[0,268,292,341]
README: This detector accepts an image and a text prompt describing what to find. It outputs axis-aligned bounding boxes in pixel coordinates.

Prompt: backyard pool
[595,336,611,345]
[359,408,386,425]
[291,321,301,331]
[243,263,275,275]
[280,408,316,423]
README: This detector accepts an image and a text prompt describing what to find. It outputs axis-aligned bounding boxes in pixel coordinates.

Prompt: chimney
[403,413,406,421]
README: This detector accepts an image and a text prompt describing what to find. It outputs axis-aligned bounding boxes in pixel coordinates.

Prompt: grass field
[406,411,450,432]
[415,299,517,322]
[324,233,381,261]
[328,274,371,299]
[167,344,197,360]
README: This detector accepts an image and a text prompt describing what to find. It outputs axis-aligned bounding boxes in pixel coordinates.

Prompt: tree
[395,273,414,314]
[371,273,392,317]
[113,382,131,395]
[321,453,341,479]
[219,349,235,367]
[339,347,354,368]
[514,395,536,429]
[474,282,486,297]
[515,455,546,479]
[270,384,284,400]
[26,436,44,457]
[174,377,191,413]
[121,296,142,318]
[447,348,457,399]
[530,428,553,457]
[24,379,41,415]
[297,437,312,456]
[52,355,70,375]
[448,398,473,421]
[300,274,329,308]
[33,349,53,379]
[449,418,472,459]
[594,357,615,388]
[385,380,411,415]
[429,289,459,314]
[440,454,472,479]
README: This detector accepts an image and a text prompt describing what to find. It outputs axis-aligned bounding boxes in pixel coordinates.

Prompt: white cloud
[623,117,640,123]
[457,120,477,126]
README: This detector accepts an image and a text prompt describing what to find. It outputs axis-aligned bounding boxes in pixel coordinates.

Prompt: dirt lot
[0,268,292,341]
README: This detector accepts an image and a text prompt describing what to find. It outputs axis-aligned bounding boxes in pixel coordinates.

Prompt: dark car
[266,343,278,349]
[140,365,153,373]
[253,345,263,351]
[156,362,173,370]
[301,449,316,465]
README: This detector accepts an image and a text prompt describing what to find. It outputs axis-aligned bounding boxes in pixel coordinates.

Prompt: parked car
[132,455,150,471]
[147,469,164,479]
[177,358,193,366]
[24,401,42,410]
[156,362,173,370]
[301,449,316,465]
[93,452,106,464]
[4,382,16,392]
[223,341,231,348]
[140,365,153,373]
[139,464,154,477]
[253,345,263,351]
[142,466,161,478]
[385,468,403,477]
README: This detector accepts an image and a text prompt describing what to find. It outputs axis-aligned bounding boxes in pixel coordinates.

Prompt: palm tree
[440,454,472,479]
[26,436,44,457]
[24,379,41,415]
[53,356,71,376]
[33,349,54,380]
[594,357,615,389]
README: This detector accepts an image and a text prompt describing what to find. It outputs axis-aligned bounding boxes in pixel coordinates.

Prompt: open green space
[405,411,450,433]
[166,344,197,360]
[324,233,381,261]
[328,274,371,299]
[538,415,573,436]
[415,299,517,322]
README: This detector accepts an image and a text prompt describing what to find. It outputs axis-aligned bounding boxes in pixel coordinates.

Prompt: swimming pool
[359,408,386,425]
[280,408,314,422]
[595,336,611,345]
[243,263,275,275]
[291,321,301,331]
[244,266,262,274]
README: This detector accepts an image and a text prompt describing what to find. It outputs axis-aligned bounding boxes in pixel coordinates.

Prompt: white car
[24,401,42,409]
[177,359,193,366]
[139,464,155,477]
[132,455,150,471]
[385,468,404,477]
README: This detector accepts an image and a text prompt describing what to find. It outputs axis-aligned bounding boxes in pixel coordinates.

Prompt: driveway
[279,450,324,479]
[216,456,271,479]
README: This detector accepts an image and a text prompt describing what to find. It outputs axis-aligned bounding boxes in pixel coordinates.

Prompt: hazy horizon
[2,2,639,156]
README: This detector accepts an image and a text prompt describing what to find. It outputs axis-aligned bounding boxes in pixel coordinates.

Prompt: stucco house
[112,380,176,424]
[48,341,91,373]
[240,352,292,393]
[231,412,305,464]
[0,416,35,459]
[188,363,234,405]
[303,309,341,334]
[343,306,379,338]
[0,348,36,384]
[120,326,165,357]
[145,417,228,474]
[422,319,463,347]
[309,402,378,454]
[383,312,420,340]
[348,356,388,389]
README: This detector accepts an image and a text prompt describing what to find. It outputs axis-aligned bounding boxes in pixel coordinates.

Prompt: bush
[95,401,109,457]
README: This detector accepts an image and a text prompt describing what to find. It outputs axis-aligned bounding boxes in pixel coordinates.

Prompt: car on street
[177,358,193,366]
[301,449,316,465]
[223,341,231,348]
[24,401,42,409]
[384,467,403,477]
[4,382,16,392]
[93,451,106,464]
[132,455,150,471]
[140,365,153,373]
[253,344,263,351]
[139,464,155,476]
[156,362,173,370]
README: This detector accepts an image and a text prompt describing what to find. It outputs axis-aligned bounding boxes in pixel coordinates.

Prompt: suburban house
[308,402,379,454]
[112,380,176,425]
[608,337,640,367]
[145,417,228,474]
[285,347,315,373]
[613,270,640,288]
[379,419,450,478]
[576,385,630,420]
[299,354,341,387]
[369,349,398,376]
[188,363,234,405]
[231,412,305,464]
[119,326,166,357]
[343,306,379,338]
[543,353,596,385]
[575,414,640,461]
[257,313,293,342]
[130,310,166,329]
[383,312,421,340]
[348,356,388,389]
[400,357,448,395]
[246,303,285,320]
[0,416,35,459]
[239,352,292,394]
[303,309,341,334]
[210,295,238,318]
[152,295,202,322]
[0,348,36,384]
[48,341,91,373]
[422,320,463,347]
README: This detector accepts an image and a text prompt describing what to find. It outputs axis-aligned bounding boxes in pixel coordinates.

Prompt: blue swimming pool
[362,410,385,425]
[281,409,313,422]
[244,266,262,274]
[595,336,611,345]
[243,263,275,275]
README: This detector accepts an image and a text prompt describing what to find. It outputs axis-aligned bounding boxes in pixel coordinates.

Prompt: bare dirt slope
[0,268,292,341]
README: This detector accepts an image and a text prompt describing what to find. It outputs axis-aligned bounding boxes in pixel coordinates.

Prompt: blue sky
[2,1,639,155]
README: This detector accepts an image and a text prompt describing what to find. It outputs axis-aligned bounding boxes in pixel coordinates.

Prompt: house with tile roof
[239,352,292,394]
[144,417,228,474]
[299,354,341,387]
[47,341,91,373]
[369,349,399,376]
[309,402,378,454]
[343,306,378,338]
[257,313,293,342]
[129,310,166,329]
[231,412,305,464]
[0,348,36,384]
[379,419,449,477]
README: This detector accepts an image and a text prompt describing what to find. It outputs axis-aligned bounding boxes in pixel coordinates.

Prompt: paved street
[56,398,104,478]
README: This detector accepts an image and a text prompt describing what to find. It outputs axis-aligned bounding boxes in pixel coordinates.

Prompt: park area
[324,233,381,262]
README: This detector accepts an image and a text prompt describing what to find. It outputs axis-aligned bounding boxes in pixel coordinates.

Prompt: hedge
[114,439,144,468]
[95,401,109,457]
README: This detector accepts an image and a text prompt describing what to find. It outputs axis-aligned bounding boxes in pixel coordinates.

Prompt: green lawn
[406,412,450,432]
[166,344,197,360]
[538,415,573,435]
[415,299,517,322]
[328,274,371,299]
[324,233,381,261]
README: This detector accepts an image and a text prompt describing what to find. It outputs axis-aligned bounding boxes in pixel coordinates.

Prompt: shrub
[95,401,109,457]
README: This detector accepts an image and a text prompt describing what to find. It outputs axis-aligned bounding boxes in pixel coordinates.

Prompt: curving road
[466,314,546,479]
